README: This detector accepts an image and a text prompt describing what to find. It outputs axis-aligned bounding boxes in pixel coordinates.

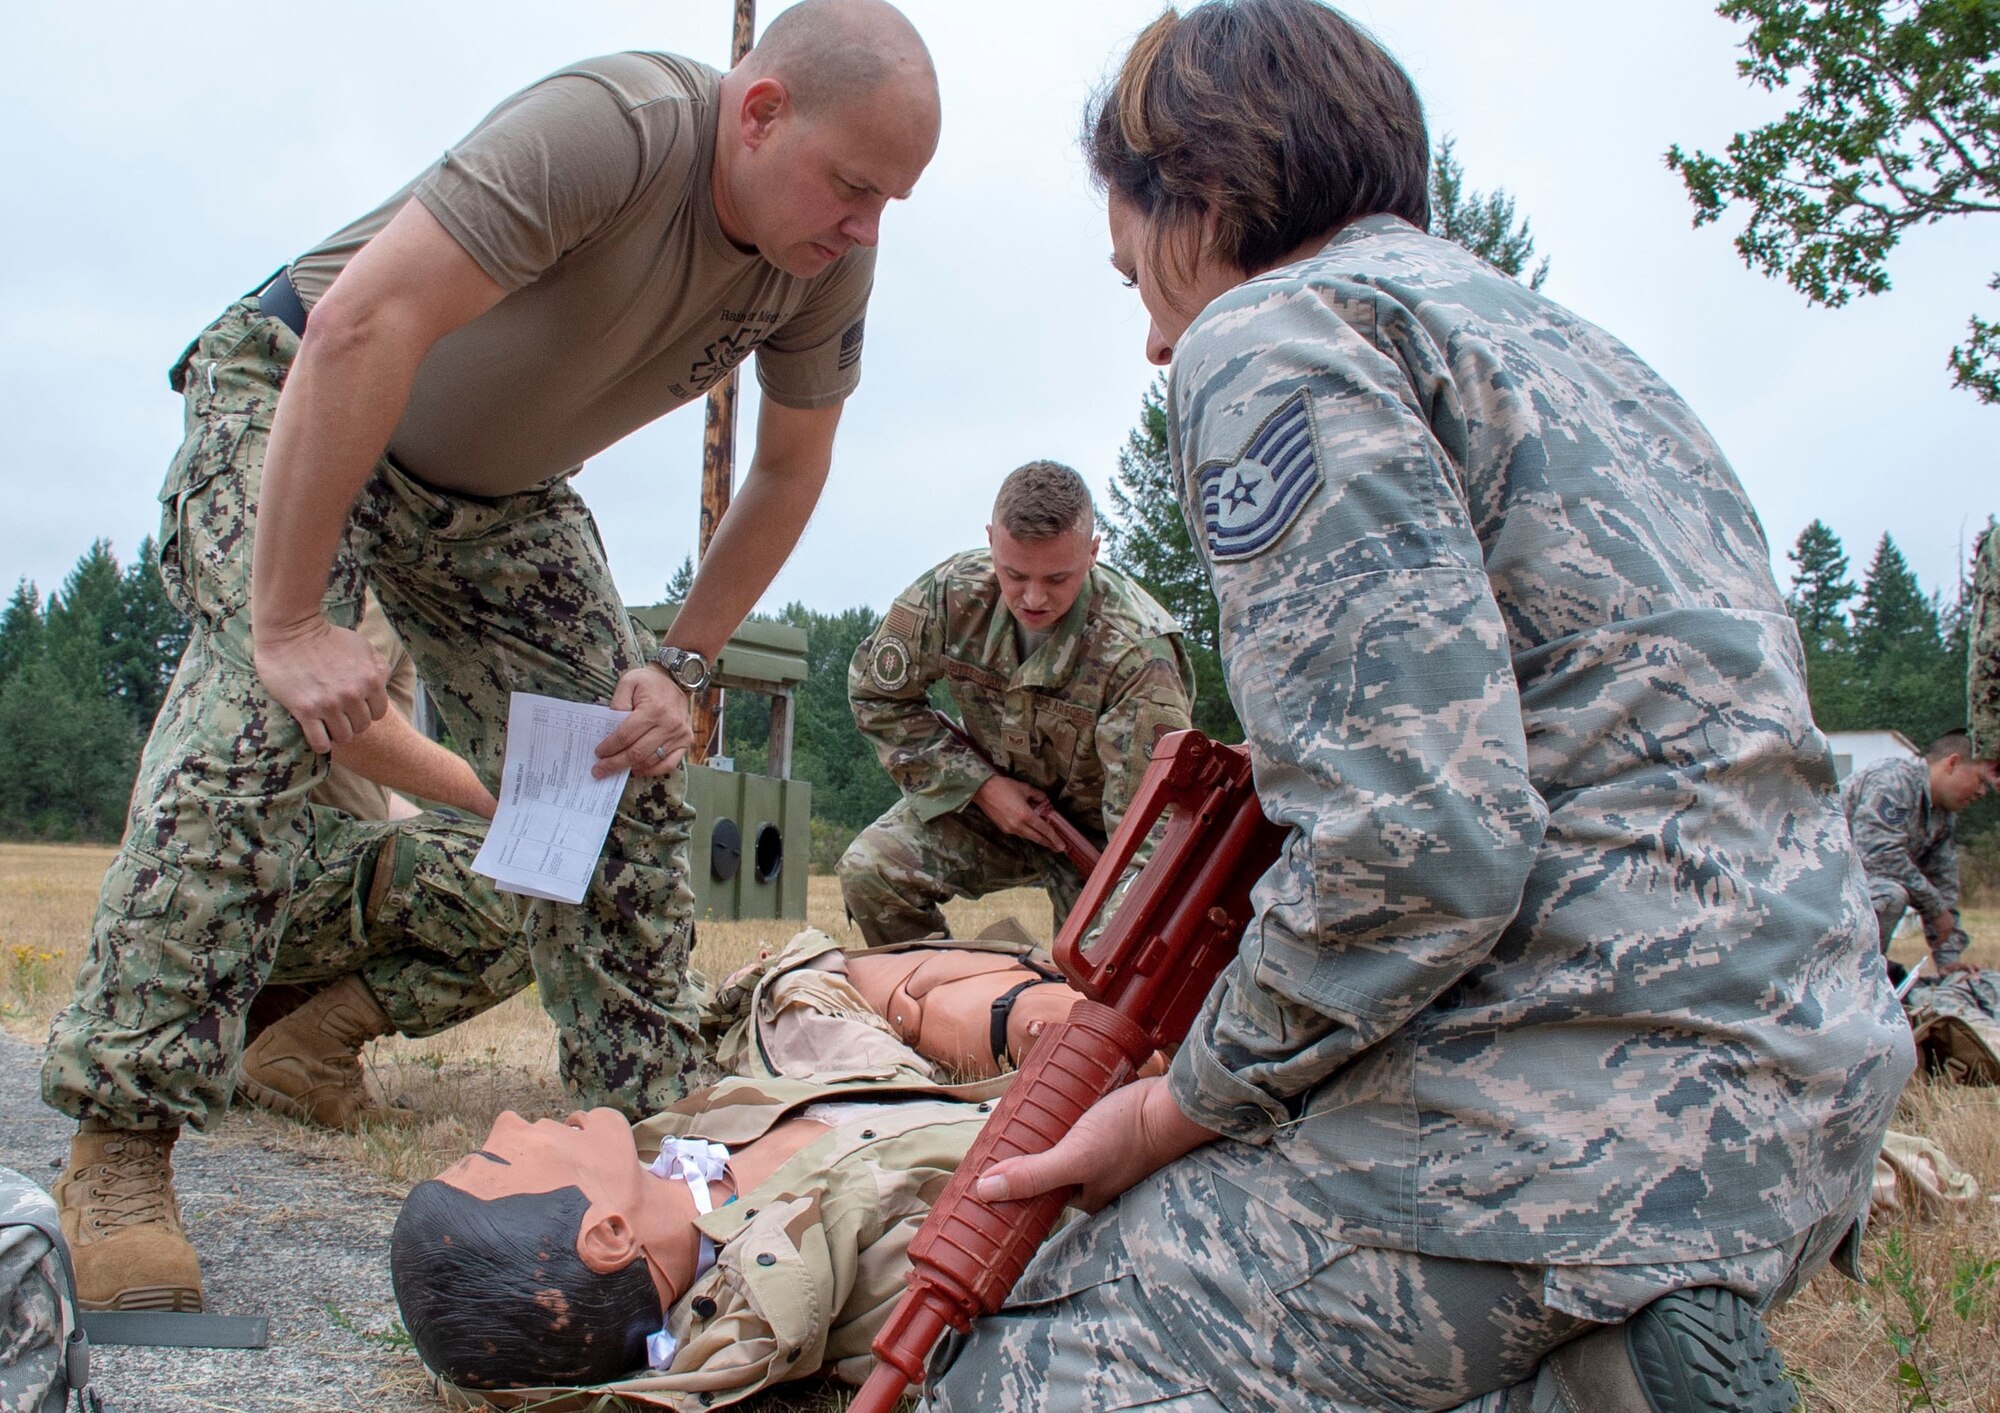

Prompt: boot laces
[84,1135,182,1233]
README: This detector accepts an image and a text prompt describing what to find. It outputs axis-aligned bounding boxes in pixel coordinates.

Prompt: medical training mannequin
[392,1104,830,1390]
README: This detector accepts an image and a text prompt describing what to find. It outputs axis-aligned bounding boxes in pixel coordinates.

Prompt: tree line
[0,540,187,839]
[12,510,1987,855]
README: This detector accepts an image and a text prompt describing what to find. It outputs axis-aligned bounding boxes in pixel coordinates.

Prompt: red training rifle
[849,729,1286,1411]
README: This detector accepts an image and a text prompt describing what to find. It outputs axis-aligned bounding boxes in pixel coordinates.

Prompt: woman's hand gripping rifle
[849,729,1286,1411]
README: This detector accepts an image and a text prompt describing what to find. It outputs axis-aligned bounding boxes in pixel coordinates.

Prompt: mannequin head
[391,1109,704,1389]
[391,1180,660,1388]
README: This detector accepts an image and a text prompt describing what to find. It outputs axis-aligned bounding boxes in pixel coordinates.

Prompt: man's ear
[576,1212,641,1274]
[1087,533,1101,564]
[738,76,789,147]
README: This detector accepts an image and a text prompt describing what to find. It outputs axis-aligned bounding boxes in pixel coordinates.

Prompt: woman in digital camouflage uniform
[925,3,1914,1411]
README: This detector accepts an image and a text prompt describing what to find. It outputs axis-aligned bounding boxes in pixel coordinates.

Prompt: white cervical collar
[642,1139,732,1370]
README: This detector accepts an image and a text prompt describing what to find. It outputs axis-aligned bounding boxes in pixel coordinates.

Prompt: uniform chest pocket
[1032,701,1088,780]
[943,673,1006,756]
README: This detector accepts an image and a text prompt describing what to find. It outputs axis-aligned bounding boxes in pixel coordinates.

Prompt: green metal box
[629,605,813,923]
[684,763,811,920]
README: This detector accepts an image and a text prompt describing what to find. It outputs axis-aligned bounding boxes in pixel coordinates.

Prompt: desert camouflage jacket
[849,551,1194,839]
[1162,214,1912,1264]
[436,1075,996,1411]
[1972,524,1998,763]
[1844,756,1961,927]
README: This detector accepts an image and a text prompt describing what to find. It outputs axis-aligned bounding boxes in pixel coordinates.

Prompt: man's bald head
[712,0,940,277]
[741,0,937,122]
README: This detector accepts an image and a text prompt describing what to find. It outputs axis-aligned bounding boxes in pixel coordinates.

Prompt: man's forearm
[672,467,826,654]
[251,317,427,640]
[328,708,497,818]
[669,401,840,657]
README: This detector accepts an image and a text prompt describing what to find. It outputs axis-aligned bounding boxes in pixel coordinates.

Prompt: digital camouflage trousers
[837,795,1084,946]
[42,297,702,1131]
[275,805,530,1038]
[924,1134,1848,1411]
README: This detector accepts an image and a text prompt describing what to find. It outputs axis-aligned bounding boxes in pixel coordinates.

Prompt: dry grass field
[5,840,1998,1411]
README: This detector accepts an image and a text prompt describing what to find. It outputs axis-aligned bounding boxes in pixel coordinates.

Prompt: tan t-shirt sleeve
[755,245,876,409]
[412,74,651,293]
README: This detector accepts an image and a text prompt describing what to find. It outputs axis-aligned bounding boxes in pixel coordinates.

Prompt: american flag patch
[1194,388,1323,562]
[837,318,865,371]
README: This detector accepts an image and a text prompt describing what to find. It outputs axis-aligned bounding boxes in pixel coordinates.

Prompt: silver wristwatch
[652,645,711,692]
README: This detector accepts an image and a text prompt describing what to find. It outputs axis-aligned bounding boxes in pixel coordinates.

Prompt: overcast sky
[3,1,1992,623]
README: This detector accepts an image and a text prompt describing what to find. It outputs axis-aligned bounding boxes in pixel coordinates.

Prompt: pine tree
[42,539,125,702]
[1849,533,1961,745]
[1,541,143,839]
[0,658,141,840]
[0,579,44,687]
[1103,379,1241,743]
[1785,519,1857,650]
[1430,137,1551,289]
[1852,534,1939,667]
[664,554,696,604]
[111,537,189,729]
[1783,520,1865,730]
[776,602,901,835]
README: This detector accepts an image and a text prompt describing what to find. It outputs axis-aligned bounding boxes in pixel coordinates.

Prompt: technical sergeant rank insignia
[1194,387,1323,562]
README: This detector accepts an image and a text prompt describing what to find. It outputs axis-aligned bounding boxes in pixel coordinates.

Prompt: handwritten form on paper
[472,692,631,904]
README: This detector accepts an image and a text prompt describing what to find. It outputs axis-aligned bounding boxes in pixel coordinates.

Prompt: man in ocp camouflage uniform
[40,0,940,1314]
[840,461,1195,944]
[929,5,1915,1407]
[1843,730,1994,976]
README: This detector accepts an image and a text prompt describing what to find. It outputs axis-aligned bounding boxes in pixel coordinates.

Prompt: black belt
[257,267,309,337]
[989,979,1045,1069]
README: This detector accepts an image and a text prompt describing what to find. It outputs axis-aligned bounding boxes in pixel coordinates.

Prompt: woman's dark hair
[391,1180,661,1389]
[1086,0,1429,287]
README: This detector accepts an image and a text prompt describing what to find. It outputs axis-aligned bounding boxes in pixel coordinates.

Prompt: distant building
[1825,729,1920,785]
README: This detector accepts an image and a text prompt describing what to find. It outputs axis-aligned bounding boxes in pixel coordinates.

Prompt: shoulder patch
[869,636,912,691]
[838,317,865,371]
[884,603,920,641]
[1192,387,1324,562]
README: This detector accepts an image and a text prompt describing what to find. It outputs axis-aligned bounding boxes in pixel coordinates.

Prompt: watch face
[660,649,707,690]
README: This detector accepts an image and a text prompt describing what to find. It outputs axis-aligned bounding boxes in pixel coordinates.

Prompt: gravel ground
[2,1031,435,1413]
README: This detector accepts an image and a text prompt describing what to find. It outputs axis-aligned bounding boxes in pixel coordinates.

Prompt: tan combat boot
[52,1122,204,1311]
[237,973,416,1131]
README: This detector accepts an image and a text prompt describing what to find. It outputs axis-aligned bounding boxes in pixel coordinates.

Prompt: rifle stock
[932,708,1104,875]
[850,730,1284,1410]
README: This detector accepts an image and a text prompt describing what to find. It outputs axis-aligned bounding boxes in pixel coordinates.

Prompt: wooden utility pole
[690,0,757,765]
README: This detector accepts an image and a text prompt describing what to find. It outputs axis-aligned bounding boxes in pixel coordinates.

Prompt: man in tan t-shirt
[44,0,940,1312]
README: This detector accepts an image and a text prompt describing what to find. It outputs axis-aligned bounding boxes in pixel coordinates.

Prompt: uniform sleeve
[412,74,649,292]
[1850,768,1950,923]
[849,573,994,820]
[757,247,876,410]
[1091,636,1197,840]
[1971,526,2000,764]
[1163,285,1548,1140]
